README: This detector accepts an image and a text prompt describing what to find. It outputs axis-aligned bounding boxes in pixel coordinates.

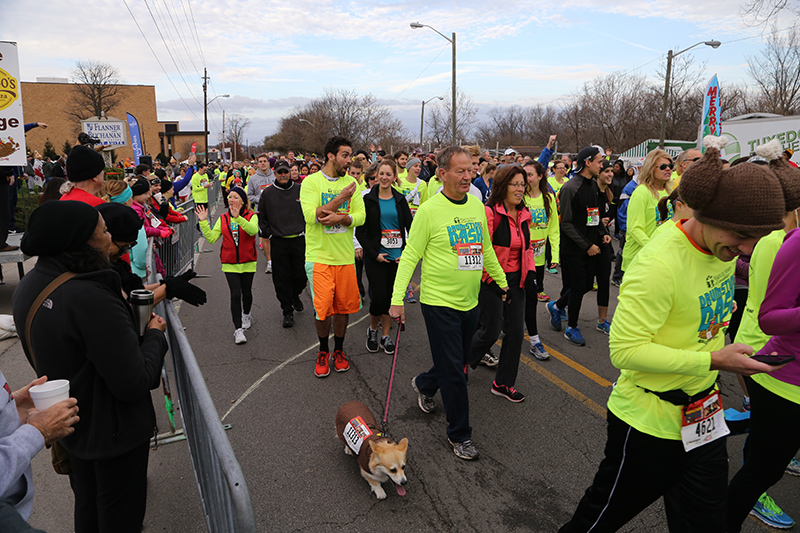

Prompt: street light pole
[420,96,444,147]
[203,90,230,162]
[658,40,721,149]
[411,22,457,145]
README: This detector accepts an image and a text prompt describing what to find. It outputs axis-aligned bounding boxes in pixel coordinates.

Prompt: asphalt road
[0,229,793,532]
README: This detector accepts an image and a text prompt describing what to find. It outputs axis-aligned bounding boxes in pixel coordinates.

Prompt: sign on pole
[698,74,721,151]
[127,113,143,166]
[0,41,26,166]
[81,116,128,148]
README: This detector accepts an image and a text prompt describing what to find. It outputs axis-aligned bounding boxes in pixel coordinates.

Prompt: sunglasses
[275,169,290,175]
[659,163,674,171]
[687,157,701,163]
[113,239,137,254]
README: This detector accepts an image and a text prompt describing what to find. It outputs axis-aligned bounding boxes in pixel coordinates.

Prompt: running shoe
[560,307,568,322]
[547,301,562,331]
[366,327,379,352]
[234,328,247,345]
[537,292,550,302]
[786,457,800,476]
[530,342,550,361]
[743,396,751,412]
[596,319,612,335]
[448,438,480,460]
[265,260,272,273]
[750,493,795,529]
[564,326,586,346]
[611,278,622,288]
[293,297,304,312]
[591,282,598,291]
[479,352,499,367]
[380,335,396,355]
[282,314,294,328]
[406,286,417,304]
[332,350,350,372]
[491,381,525,402]
[546,267,558,274]
[412,376,435,413]
[314,351,330,377]
[241,313,252,330]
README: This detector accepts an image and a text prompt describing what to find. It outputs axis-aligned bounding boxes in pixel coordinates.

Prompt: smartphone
[751,354,796,366]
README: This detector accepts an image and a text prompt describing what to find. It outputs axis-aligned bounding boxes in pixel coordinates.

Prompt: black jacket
[559,173,609,256]
[355,187,413,261]
[257,180,305,238]
[12,257,168,460]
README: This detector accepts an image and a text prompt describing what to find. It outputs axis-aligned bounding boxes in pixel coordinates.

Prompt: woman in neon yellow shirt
[621,149,672,272]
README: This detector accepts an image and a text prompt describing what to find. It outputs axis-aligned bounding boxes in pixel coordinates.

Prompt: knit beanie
[228,186,248,209]
[96,203,143,242]
[130,178,150,196]
[680,136,785,233]
[759,140,800,212]
[66,145,106,182]
[406,157,421,170]
[21,201,99,256]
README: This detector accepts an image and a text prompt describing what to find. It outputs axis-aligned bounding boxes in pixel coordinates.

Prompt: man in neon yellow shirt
[191,162,212,208]
[394,150,409,181]
[561,140,785,532]
[389,146,507,461]
[300,136,365,379]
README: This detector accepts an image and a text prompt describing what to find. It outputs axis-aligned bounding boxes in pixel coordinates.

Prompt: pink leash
[382,320,404,436]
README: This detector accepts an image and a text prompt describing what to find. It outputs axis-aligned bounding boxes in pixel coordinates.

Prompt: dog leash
[382,319,405,436]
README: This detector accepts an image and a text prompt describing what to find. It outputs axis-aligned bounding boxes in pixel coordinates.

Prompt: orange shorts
[305,262,361,321]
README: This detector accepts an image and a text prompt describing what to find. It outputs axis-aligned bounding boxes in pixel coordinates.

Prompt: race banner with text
[0,42,26,166]
[127,113,143,166]
[699,74,721,152]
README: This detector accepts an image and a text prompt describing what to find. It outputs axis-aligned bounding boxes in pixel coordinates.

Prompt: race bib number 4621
[680,391,729,452]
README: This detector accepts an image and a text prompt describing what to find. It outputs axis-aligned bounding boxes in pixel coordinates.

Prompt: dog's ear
[369,440,380,454]
[397,438,408,452]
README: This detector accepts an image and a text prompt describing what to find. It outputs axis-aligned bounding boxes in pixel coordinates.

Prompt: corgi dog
[335,401,408,500]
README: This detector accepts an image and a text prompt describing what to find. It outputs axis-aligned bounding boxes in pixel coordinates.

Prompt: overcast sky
[1,0,793,146]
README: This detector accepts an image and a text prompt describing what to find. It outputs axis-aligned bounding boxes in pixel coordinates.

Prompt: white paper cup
[29,380,70,411]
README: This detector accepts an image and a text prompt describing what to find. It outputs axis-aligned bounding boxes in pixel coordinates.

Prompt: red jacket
[482,203,535,289]
[220,211,258,264]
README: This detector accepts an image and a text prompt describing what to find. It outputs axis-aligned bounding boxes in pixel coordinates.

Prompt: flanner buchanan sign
[81,116,128,148]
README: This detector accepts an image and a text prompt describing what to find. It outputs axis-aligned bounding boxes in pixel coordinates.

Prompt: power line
[185,0,207,67]
[384,43,451,107]
[120,0,200,120]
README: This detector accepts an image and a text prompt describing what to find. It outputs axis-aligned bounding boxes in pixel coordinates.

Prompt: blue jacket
[473,176,492,203]
[617,179,638,233]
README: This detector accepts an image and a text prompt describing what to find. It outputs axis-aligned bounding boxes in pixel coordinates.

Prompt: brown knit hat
[680,136,785,233]
[759,140,800,212]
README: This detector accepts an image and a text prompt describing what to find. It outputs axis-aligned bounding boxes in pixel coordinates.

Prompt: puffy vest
[219,211,258,264]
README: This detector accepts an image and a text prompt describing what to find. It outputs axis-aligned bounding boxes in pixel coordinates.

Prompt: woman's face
[290,166,299,179]
[506,172,527,206]
[87,214,112,261]
[654,157,673,184]
[365,173,379,188]
[228,193,243,212]
[524,165,541,188]
[378,164,396,190]
[410,163,421,178]
[627,168,635,177]
[600,167,614,185]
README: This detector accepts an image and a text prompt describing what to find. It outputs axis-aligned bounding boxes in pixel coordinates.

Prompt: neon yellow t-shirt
[299,171,366,265]
[622,186,668,271]
[390,192,507,310]
[735,229,785,351]
[524,193,560,267]
[423,176,443,203]
[395,177,428,217]
[191,171,210,204]
[397,168,408,181]
[609,222,734,439]
[548,176,567,196]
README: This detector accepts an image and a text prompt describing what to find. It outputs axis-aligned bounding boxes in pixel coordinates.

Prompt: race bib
[381,229,402,249]
[324,224,346,234]
[260,184,268,190]
[200,177,208,186]
[343,416,373,454]
[586,207,600,227]
[456,243,483,271]
[532,239,546,257]
[680,391,729,452]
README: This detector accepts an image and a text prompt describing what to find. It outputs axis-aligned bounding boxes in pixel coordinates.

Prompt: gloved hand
[158,226,173,239]
[161,275,207,306]
[177,269,197,282]
[524,270,538,293]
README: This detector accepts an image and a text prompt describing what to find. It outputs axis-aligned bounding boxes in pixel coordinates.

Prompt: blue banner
[127,112,143,166]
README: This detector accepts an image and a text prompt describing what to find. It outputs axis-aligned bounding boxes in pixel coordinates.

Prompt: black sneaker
[448,438,480,460]
[293,297,304,312]
[380,335,395,355]
[412,376,435,413]
[366,327,379,352]
[282,314,294,328]
[491,381,525,402]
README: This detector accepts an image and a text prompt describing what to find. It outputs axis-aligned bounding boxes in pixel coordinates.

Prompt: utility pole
[451,32,457,146]
[222,110,226,164]
[202,67,209,163]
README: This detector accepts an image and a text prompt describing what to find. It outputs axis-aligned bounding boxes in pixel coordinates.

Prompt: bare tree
[425,89,479,146]
[746,25,800,115]
[68,60,125,121]
[652,54,705,141]
[742,0,799,24]
[223,114,251,160]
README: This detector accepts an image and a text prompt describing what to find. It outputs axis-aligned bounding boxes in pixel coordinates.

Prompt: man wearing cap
[560,138,789,532]
[59,145,106,207]
[258,159,306,327]
[546,146,610,347]
[249,154,277,273]
[783,149,798,168]
[503,148,517,164]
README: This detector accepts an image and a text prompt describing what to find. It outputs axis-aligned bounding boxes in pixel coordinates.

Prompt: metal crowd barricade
[154,200,198,277]
[160,300,257,533]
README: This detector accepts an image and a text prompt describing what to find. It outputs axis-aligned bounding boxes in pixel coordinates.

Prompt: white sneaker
[265,260,272,273]
[242,313,252,329]
[234,328,247,344]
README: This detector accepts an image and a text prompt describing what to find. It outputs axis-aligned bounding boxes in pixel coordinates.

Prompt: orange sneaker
[332,350,350,372]
[314,351,330,378]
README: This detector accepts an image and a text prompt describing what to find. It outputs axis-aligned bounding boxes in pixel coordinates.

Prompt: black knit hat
[160,178,173,194]
[228,186,248,209]
[96,203,143,242]
[680,136,785,233]
[66,145,106,182]
[21,201,99,256]
[130,178,150,196]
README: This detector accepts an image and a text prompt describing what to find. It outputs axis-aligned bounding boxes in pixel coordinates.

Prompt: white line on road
[221,313,370,421]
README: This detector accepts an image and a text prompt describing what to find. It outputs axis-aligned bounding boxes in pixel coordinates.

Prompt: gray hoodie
[0,371,45,521]
[247,169,275,207]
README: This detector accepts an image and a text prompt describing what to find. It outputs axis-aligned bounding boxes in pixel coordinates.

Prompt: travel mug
[130,289,155,337]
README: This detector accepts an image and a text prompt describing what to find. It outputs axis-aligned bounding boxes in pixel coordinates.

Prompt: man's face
[258,157,270,172]
[681,149,702,172]
[274,166,290,185]
[233,161,240,170]
[584,154,604,177]
[440,153,472,198]
[198,166,207,175]
[349,166,362,180]
[504,153,515,164]
[562,155,572,167]
[288,151,295,160]
[330,146,352,177]
[397,154,408,168]
[470,155,480,179]
[702,224,767,262]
